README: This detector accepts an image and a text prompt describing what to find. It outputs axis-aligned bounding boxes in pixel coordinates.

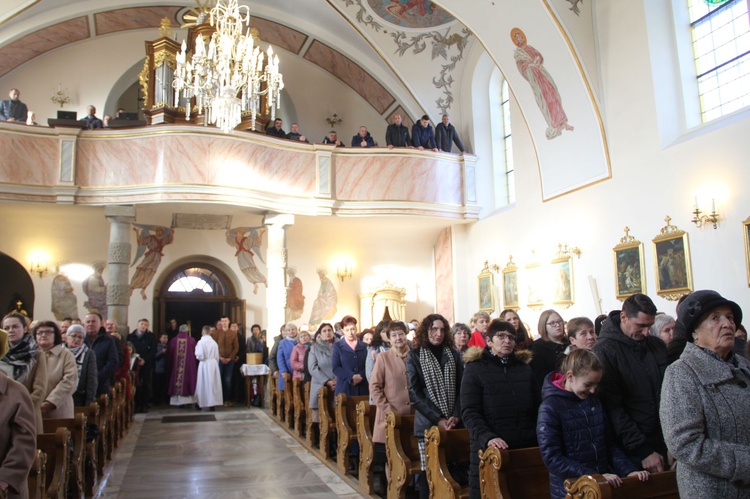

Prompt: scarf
[2,333,38,383]
[419,345,456,418]
[68,343,90,379]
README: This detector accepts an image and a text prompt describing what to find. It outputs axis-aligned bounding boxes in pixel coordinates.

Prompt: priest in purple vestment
[166,324,198,406]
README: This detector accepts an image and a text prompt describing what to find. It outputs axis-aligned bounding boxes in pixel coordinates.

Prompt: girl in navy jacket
[537,349,649,499]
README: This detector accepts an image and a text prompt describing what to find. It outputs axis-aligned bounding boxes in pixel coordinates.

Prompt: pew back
[318,386,336,460]
[425,426,470,499]
[385,412,420,499]
[356,401,378,495]
[335,394,369,474]
[43,413,86,499]
[37,427,70,499]
[478,446,549,499]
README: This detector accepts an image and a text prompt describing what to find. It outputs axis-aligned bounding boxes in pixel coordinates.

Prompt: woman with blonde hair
[467,311,491,348]
[530,309,569,391]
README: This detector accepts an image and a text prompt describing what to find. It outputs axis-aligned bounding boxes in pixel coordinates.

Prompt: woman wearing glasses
[461,319,538,499]
[65,324,98,407]
[1,312,48,433]
[34,321,78,419]
[530,309,569,391]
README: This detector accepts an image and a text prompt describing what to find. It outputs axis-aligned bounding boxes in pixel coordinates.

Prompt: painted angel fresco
[130,224,174,300]
[83,260,107,318]
[226,227,267,294]
[308,269,337,326]
[512,28,574,139]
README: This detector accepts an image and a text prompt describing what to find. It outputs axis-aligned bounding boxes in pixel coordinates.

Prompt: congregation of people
[3,287,749,498]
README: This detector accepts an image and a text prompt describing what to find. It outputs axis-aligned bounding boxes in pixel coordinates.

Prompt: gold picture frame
[551,254,574,308]
[652,216,693,301]
[744,216,750,287]
[525,260,544,310]
[501,256,519,310]
[477,261,495,313]
[612,227,646,300]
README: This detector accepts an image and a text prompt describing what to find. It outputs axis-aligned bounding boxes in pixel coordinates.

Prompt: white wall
[453,0,750,330]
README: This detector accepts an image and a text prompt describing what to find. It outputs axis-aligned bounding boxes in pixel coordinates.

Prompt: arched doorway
[0,252,34,317]
[157,263,244,342]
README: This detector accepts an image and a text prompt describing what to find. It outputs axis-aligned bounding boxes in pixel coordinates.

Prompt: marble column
[105,205,136,333]
[263,213,295,336]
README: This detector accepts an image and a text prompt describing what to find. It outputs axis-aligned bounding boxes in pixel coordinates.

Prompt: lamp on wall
[691,196,719,229]
[325,113,343,128]
[29,255,49,278]
[336,260,353,281]
[50,84,71,108]
[555,243,582,259]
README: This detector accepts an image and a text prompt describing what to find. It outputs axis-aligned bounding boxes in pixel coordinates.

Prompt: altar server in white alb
[195,325,223,411]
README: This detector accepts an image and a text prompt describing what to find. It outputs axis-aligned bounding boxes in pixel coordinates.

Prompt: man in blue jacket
[84,313,119,396]
[412,115,438,151]
[351,126,375,147]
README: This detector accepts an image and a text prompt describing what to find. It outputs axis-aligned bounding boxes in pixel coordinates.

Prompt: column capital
[262,213,294,228]
[104,205,136,222]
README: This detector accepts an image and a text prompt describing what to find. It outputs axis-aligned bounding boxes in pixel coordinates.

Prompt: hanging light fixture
[173,0,284,133]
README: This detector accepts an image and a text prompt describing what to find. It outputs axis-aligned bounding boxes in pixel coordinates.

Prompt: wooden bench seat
[292,378,306,438]
[335,394,369,475]
[425,426,470,499]
[318,386,336,461]
[283,375,294,431]
[74,402,100,496]
[305,381,318,449]
[356,400,378,495]
[27,449,47,499]
[37,427,70,499]
[564,471,679,499]
[385,412,421,499]
[43,413,86,499]
[478,446,550,499]
[269,374,279,418]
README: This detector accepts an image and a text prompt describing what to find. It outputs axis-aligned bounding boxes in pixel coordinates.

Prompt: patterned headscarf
[1,332,38,383]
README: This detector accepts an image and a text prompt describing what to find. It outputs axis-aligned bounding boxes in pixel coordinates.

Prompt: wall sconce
[555,243,582,259]
[29,255,49,278]
[336,261,353,281]
[325,113,343,128]
[691,196,719,229]
[51,84,71,108]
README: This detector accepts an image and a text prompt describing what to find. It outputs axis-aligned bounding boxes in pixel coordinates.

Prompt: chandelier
[173,0,284,133]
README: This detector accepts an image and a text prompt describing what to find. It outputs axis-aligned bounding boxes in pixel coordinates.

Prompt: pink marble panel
[334,154,462,204]
[434,227,454,323]
[206,139,316,195]
[0,132,58,184]
[95,7,182,35]
[304,40,395,114]
[250,17,308,54]
[0,17,90,77]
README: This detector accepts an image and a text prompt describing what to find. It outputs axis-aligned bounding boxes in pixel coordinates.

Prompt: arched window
[165,267,229,296]
[501,79,515,204]
[688,0,750,122]
[489,66,515,210]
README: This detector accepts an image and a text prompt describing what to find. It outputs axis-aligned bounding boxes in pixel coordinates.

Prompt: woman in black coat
[530,309,569,390]
[461,319,538,499]
[407,313,463,499]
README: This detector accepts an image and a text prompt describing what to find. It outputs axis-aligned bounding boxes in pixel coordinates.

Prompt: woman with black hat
[660,290,750,498]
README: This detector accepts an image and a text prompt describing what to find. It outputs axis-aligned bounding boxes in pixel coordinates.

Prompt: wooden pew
[335,394,369,475]
[425,426,470,498]
[105,385,119,456]
[318,386,336,461]
[27,449,47,499]
[95,394,109,474]
[478,446,550,499]
[37,427,70,499]
[283,375,295,430]
[564,471,679,499]
[385,412,421,499]
[305,381,318,449]
[43,413,87,499]
[74,402,100,497]
[114,380,125,442]
[292,378,306,438]
[269,374,278,418]
[356,400,378,495]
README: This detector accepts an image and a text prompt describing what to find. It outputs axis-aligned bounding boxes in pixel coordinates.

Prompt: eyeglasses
[547,321,564,327]
[494,334,516,342]
[36,329,55,336]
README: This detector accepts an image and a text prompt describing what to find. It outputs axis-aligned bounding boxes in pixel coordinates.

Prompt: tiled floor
[95,406,363,498]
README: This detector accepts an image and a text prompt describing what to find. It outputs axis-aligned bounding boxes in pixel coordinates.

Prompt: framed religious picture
[501,256,520,310]
[652,216,693,300]
[612,227,646,300]
[551,255,574,307]
[525,261,544,309]
[477,262,495,313]
[744,216,750,287]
